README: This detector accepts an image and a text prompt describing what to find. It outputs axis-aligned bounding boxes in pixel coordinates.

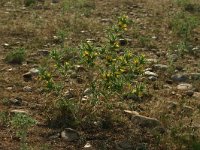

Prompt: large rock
[171,74,189,82]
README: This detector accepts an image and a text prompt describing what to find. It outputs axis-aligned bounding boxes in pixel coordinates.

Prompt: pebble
[153,64,168,71]
[144,71,158,77]
[29,68,39,75]
[23,86,32,92]
[124,110,162,128]
[61,128,79,142]
[177,83,193,91]
[171,74,189,82]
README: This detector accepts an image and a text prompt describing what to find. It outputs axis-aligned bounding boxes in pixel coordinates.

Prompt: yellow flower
[83,50,89,57]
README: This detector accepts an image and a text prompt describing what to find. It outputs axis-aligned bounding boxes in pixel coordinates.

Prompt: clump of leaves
[5,48,26,64]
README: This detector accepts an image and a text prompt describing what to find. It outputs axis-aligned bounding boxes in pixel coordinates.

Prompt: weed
[39,15,146,128]
[11,113,36,150]
[5,48,26,64]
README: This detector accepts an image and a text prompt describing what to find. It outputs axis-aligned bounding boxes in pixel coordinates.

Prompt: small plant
[39,15,146,128]
[5,48,26,64]
[11,113,36,150]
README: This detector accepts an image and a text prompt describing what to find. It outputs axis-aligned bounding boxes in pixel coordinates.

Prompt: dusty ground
[0,0,200,149]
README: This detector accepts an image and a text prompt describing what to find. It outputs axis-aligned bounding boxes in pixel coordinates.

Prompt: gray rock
[29,68,39,75]
[144,71,158,77]
[185,90,194,97]
[148,76,157,81]
[177,83,193,91]
[23,72,32,81]
[124,110,162,128]
[153,64,168,71]
[9,98,22,106]
[171,74,189,82]
[23,86,32,92]
[61,128,79,142]
[132,115,161,128]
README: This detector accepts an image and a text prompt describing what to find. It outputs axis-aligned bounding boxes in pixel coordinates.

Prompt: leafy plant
[11,113,36,150]
[5,48,26,64]
[39,15,146,128]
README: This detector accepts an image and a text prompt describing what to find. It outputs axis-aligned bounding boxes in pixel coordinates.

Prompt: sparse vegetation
[0,0,200,149]
[5,48,26,64]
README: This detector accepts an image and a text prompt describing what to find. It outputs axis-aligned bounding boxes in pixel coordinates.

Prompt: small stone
[29,68,39,75]
[101,18,112,23]
[171,74,189,82]
[146,59,158,63]
[61,128,79,142]
[185,90,194,97]
[6,87,13,90]
[177,83,193,91]
[153,64,168,71]
[131,115,161,128]
[144,71,158,77]
[83,142,94,149]
[23,72,32,81]
[10,109,29,115]
[148,76,157,81]
[9,98,22,106]
[119,39,127,46]
[3,43,9,47]
[23,86,32,92]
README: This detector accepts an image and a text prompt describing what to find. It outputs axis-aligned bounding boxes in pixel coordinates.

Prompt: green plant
[5,48,26,64]
[11,113,36,150]
[39,15,146,128]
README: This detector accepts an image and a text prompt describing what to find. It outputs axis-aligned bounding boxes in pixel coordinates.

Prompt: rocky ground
[0,0,200,149]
